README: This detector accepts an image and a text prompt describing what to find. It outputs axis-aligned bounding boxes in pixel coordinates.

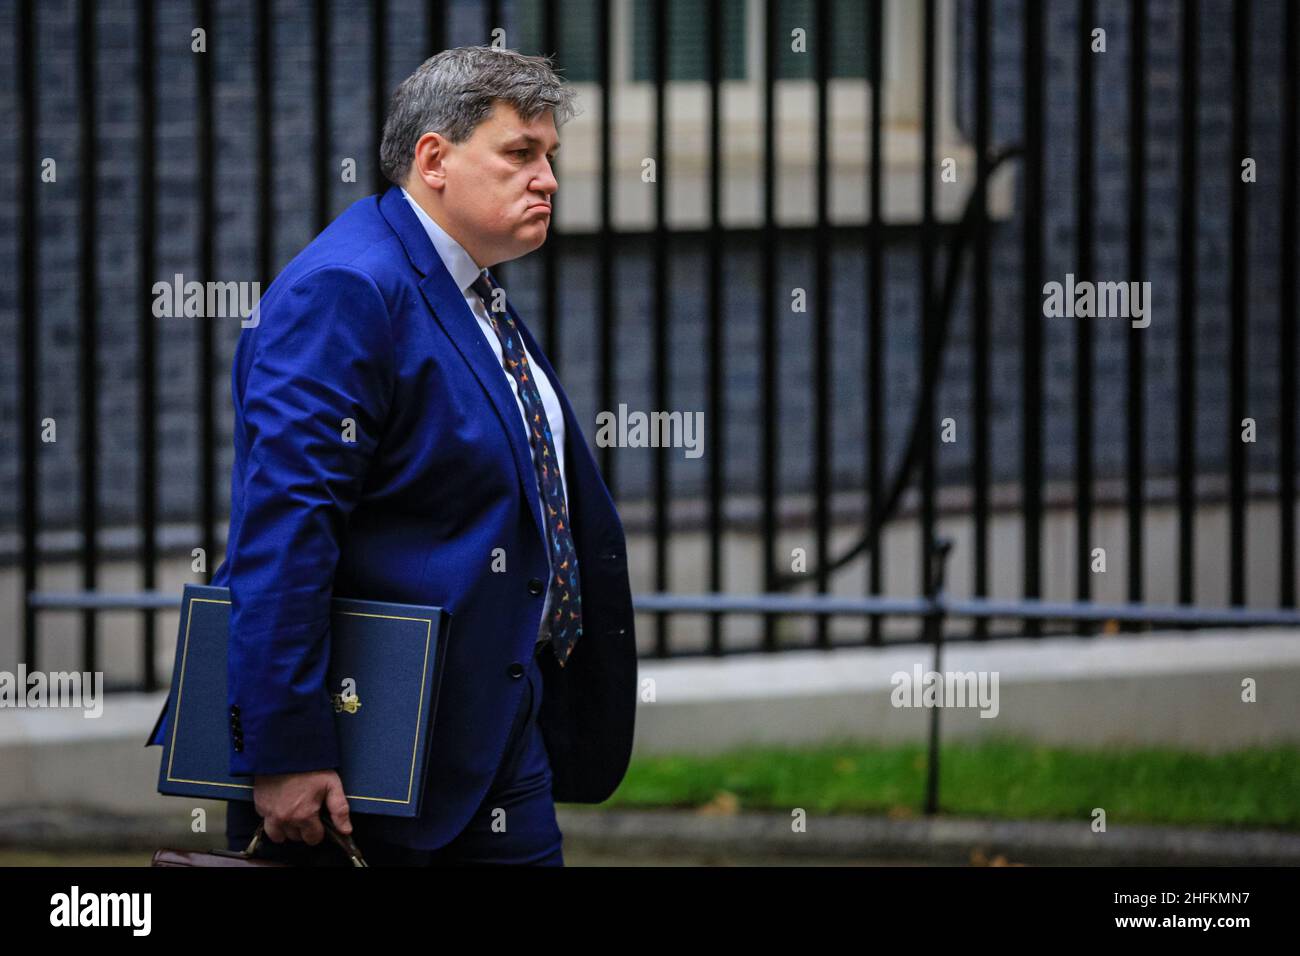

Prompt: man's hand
[253,769,352,845]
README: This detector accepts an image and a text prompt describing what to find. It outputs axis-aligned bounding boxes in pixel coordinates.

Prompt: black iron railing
[10,0,1300,695]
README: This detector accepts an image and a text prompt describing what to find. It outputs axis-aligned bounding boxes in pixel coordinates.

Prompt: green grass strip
[572,738,1300,831]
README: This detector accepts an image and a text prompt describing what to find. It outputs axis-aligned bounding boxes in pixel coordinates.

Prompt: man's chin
[493,237,546,264]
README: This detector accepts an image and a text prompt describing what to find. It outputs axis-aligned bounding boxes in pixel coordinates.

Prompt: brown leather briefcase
[151,819,368,867]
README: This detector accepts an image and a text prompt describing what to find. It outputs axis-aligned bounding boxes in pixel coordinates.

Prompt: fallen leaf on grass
[696,791,740,815]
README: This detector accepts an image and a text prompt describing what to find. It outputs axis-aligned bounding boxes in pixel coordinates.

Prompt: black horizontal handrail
[31,588,1300,630]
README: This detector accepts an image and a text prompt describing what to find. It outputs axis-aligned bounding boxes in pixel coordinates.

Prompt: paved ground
[0,849,930,867]
[3,806,1295,866]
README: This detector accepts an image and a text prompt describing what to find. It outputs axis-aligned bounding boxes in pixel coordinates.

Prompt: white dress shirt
[401,187,568,644]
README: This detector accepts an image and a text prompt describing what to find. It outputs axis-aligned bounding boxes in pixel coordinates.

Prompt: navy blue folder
[155,583,450,817]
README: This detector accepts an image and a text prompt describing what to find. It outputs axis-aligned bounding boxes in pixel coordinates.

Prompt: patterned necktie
[470,269,583,667]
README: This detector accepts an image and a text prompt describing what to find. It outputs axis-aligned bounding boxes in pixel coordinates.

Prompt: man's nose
[532,161,558,197]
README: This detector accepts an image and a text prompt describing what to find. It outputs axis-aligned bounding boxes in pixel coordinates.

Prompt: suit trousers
[226,641,565,866]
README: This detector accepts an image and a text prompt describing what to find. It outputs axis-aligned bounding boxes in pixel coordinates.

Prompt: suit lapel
[378,187,547,552]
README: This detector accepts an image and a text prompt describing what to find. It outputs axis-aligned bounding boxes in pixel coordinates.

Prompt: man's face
[432,100,559,268]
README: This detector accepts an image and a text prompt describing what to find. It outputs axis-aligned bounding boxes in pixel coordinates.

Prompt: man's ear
[411,131,448,192]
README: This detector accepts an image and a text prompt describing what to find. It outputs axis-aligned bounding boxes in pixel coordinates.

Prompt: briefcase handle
[212,817,369,867]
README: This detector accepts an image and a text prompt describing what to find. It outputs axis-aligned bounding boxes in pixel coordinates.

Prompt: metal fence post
[923,535,954,817]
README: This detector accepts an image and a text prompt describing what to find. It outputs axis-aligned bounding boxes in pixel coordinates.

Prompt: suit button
[233,741,244,752]
[507,662,525,678]
[230,705,240,717]
[527,578,544,596]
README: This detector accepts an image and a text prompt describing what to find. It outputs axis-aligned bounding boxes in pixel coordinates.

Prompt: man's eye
[513,149,529,158]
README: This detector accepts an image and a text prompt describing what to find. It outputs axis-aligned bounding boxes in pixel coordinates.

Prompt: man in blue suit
[145,46,637,865]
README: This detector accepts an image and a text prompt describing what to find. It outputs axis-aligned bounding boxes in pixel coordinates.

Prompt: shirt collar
[400,186,487,295]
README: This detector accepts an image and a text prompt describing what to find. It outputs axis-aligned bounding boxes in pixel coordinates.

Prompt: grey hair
[379,45,580,187]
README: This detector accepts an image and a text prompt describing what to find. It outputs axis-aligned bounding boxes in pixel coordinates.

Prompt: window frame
[546,0,1013,233]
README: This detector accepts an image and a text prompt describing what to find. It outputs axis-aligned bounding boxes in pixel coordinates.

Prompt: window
[515,0,877,85]
[626,0,875,82]
[773,0,877,81]
[630,0,747,81]
[509,0,1009,232]
[513,0,602,82]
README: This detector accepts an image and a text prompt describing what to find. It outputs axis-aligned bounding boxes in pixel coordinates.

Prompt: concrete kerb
[554,809,1300,866]
[2,805,1298,866]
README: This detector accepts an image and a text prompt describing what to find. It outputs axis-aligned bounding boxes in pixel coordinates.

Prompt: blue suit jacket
[146,185,638,850]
